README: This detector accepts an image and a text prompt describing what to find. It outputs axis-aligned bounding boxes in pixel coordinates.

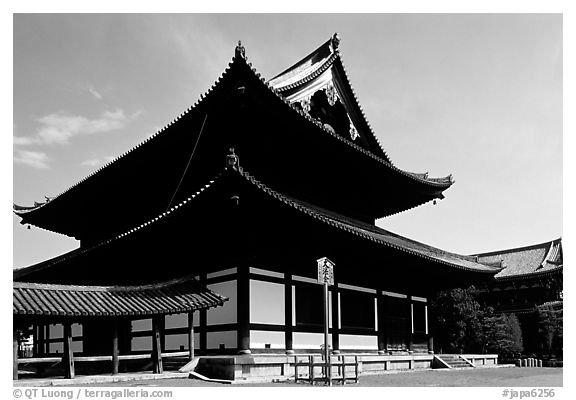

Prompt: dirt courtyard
[84,367,562,387]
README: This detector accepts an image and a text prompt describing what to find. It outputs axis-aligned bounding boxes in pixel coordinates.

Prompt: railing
[16,351,191,379]
[294,355,358,385]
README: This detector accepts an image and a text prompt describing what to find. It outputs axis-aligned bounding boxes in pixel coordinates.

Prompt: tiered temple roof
[14,34,454,244]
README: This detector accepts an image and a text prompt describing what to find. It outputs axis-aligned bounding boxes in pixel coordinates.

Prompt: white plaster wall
[250,330,285,349]
[293,332,332,350]
[165,313,187,329]
[250,280,284,325]
[207,330,237,350]
[339,334,378,350]
[164,333,188,351]
[131,336,152,352]
[207,281,237,325]
[131,318,151,332]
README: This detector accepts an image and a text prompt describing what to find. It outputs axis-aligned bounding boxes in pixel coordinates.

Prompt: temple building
[473,238,563,355]
[14,34,508,380]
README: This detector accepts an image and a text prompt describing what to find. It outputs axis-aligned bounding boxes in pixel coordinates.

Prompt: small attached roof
[473,238,562,281]
[13,274,227,317]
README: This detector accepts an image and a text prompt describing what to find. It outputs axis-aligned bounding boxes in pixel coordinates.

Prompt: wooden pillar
[237,265,251,354]
[377,293,387,354]
[45,324,51,354]
[199,310,207,353]
[13,327,19,380]
[112,320,119,375]
[284,273,294,354]
[32,325,38,356]
[188,312,195,360]
[407,296,413,353]
[331,287,340,353]
[151,316,163,374]
[159,317,166,352]
[38,324,45,356]
[426,304,434,354]
[199,273,207,353]
[63,322,75,379]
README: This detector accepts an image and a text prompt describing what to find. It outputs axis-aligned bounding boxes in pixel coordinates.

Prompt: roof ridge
[331,49,389,162]
[472,237,562,258]
[268,36,335,82]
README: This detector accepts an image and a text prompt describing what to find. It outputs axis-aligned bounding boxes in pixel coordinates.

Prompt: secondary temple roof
[472,238,562,281]
[13,275,227,317]
[14,35,454,241]
[14,163,499,284]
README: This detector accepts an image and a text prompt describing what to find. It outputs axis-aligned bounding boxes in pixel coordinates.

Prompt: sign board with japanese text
[317,257,335,286]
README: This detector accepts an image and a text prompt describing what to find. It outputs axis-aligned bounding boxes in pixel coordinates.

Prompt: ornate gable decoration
[269,36,361,143]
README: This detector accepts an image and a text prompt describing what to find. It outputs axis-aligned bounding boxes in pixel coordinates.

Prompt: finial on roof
[235,40,246,59]
[331,33,340,50]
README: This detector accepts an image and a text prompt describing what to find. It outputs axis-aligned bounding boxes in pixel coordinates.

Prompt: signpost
[317,257,335,386]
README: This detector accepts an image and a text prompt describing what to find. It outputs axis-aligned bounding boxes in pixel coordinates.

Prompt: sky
[12,14,562,268]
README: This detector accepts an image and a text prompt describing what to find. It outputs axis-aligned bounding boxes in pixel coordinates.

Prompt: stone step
[437,356,473,368]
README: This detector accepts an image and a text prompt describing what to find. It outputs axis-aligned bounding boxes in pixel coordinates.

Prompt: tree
[430,286,523,357]
[429,286,486,353]
[483,312,523,357]
[536,303,563,358]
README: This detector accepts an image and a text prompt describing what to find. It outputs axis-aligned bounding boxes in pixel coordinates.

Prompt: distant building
[473,238,563,355]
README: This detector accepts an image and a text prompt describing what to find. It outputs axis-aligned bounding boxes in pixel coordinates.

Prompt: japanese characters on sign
[317,257,335,286]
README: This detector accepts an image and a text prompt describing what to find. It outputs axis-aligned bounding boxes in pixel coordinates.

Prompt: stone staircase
[436,354,473,369]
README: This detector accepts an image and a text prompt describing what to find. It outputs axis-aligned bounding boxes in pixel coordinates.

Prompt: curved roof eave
[14,164,491,282]
[494,265,563,282]
[13,173,223,281]
[14,274,228,317]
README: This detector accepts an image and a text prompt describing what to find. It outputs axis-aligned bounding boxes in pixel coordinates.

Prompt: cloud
[36,109,130,145]
[14,109,136,146]
[87,85,103,100]
[14,150,51,169]
[81,156,116,167]
[14,136,39,145]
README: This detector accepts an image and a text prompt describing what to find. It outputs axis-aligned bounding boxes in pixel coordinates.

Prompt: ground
[80,368,562,387]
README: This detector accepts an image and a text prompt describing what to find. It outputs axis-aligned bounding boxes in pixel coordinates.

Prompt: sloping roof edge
[14,163,494,281]
[14,274,227,317]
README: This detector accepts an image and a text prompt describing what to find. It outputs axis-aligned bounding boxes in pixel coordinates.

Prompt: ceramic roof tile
[13,275,227,317]
[473,239,562,280]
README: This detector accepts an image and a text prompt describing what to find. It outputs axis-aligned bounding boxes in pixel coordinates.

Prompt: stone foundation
[194,353,436,381]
